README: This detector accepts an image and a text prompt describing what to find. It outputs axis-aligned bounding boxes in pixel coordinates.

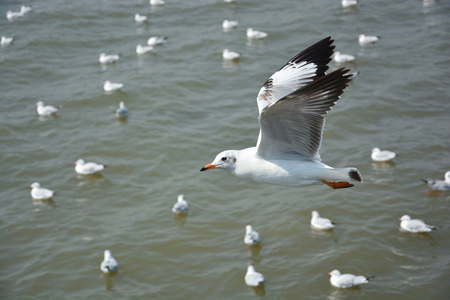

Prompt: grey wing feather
[257,68,351,159]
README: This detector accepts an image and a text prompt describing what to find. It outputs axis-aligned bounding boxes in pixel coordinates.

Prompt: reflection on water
[247,284,266,297]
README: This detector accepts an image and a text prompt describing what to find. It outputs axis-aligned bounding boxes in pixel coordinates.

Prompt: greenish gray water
[1,0,449,299]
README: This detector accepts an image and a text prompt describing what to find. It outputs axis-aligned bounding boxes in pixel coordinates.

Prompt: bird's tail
[366,275,376,282]
[428,225,438,231]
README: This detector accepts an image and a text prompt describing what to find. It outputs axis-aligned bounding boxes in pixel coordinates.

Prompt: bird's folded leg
[322,180,354,189]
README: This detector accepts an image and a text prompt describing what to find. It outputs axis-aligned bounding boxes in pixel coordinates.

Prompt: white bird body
[6,11,23,20]
[1,36,14,46]
[329,269,374,288]
[201,38,362,189]
[150,0,165,6]
[222,49,240,61]
[245,266,264,287]
[222,20,238,30]
[135,14,148,23]
[244,225,261,245]
[224,0,236,3]
[371,147,396,162]
[29,182,55,200]
[20,6,32,14]
[100,250,118,273]
[399,215,437,233]
[342,0,357,8]
[147,36,167,46]
[99,53,120,64]
[421,171,450,191]
[359,34,380,45]
[334,51,355,63]
[246,28,268,39]
[36,101,62,116]
[311,210,335,230]
[74,159,106,175]
[115,102,128,117]
[136,44,153,55]
[172,194,189,214]
[103,81,123,92]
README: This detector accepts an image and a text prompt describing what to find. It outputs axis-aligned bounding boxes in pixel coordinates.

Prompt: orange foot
[322,180,354,189]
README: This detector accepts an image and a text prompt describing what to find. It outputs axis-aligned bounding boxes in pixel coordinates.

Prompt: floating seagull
[36,101,62,116]
[201,37,362,189]
[136,44,154,55]
[246,28,268,39]
[99,53,120,64]
[245,266,264,287]
[1,36,14,46]
[147,36,167,46]
[311,210,335,230]
[6,10,23,20]
[115,101,128,118]
[371,147,396,162]
[399,215,438,233]
[342,0,357,8]
[135,14,148,23]
[224,0,236,3]
[328,269,374,288]
[103,81,123,92]
[222,20,238,30]
[333,51,355,63]
[358,34,380,45]
[172,194,189,214]
[29,182,55,200]
[222,49,240,61]
[74,159,106,175]
[100,250,119,274]
[150,0,165,6]
[20,5,32,14]
[421,171,450,191]
[244,225,261,246]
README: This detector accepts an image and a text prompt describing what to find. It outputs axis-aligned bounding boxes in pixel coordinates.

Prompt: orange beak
[327,272,331,276]
[200,163,216,172]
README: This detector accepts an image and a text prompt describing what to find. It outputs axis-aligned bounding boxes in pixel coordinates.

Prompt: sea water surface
[1,0,449,299]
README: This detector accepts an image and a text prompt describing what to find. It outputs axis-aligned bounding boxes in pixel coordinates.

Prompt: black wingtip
[349,169,362,183]
[366,275,376,282]
[420,178,428,184]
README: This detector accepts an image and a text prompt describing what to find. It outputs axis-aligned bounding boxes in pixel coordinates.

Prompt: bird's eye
[221,157,227,161]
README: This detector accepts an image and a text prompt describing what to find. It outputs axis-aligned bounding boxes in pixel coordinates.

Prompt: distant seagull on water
[172,194,189,214]
[399,215,438,233]
[244,225,261,246]
[334,51,355,63]
[135,14,148,23]
[371,147,396,162]
[115,102,128,118]
[246,28,268,39]
[147,36,167,46]
[103,81,124,92]
[245,266,264,287]
[1,36,14,46]
[342,0,357,8]
[222,20,238,30]
[74,159,106,175]
[359,34,380,45]
[99,53,119,64]
[136,44,154,55]
[311,210,335,230]
[36,101,62,116]
[100,250,118,274]
[222,49,240,61]
[29,182,55,200]
[328,269,374,288]
[421,171,450,192]
[150,0,165,6]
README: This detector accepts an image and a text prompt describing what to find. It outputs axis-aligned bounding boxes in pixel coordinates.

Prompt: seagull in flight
[201,37,362,189]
